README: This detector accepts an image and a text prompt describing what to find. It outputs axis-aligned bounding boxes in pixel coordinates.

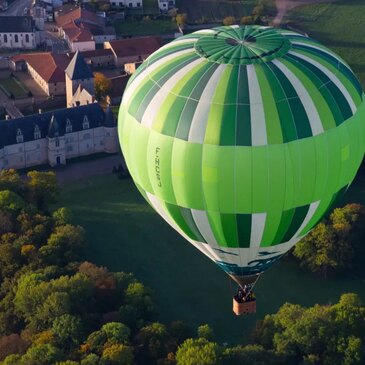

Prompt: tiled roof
[0,103,106,147]
[107,36,163,58]
[0,16,36,33]
[10,53,71,83]
[80,49,114,58]
[56,7,103,28]
[63,21,94,42]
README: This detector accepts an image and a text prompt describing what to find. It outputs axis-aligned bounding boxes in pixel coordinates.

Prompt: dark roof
[104,105,116,127]
[0,103,107,147]
[0,16,36,33]
[65,51,93,80]
[107,36,163,58]
[48,114,61,138]
[80,49,114,58]
[108,75,130,98]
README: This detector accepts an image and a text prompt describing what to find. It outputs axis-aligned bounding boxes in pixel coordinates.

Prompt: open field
[114,18,178,36]
[176,0,266,23]
[0,76,28,99]
[56,171,365,345]
[286,0,365,89]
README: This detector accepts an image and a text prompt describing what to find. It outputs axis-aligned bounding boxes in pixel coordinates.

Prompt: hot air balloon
[118,25,365,314]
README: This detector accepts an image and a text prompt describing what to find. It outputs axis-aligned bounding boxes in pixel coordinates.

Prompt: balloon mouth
[226,36,256,46]
[229,273,260,287]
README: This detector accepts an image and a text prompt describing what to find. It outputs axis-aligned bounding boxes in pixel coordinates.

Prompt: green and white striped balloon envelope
[119,25,365,284]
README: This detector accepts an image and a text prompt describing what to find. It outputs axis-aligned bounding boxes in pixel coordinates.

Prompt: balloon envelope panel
[119,25,365,278]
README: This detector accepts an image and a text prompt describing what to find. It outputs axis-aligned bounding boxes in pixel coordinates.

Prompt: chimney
[38,108,42,114]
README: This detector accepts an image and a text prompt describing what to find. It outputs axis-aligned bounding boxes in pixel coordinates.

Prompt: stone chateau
[0,52,118,169]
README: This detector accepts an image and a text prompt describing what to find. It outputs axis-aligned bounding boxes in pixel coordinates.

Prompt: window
[16,128,23,143]
[25,34,29,42]
[14,34,18,42]
[129,2,132,6]
[137,2,140,6]
[34,125,41,139]
[67,145,73,152]
[66,119,72,133]
[83,133,90,140]
[4,34,7,43]
[55,138,60,147]
[37,143,40,149]
[100,140,104,145]
[83,115,89,130]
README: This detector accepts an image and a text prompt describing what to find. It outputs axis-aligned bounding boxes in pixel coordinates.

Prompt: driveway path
[55,154,124,186]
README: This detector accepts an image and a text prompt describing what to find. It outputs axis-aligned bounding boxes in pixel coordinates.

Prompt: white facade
[0,124,118,170]
[68,39,96,52]
[158,0,175,11]
[0,32,37,49]
[110,0,142,8]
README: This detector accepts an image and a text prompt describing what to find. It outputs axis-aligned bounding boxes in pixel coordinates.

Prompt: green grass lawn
[0,76,28,99]
[56,171,365,345]
[287,0,365,89]
[176,0,263,23]
[114,19,178,36]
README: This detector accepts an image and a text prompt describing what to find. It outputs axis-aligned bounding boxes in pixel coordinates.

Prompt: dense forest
[0,169,364,365]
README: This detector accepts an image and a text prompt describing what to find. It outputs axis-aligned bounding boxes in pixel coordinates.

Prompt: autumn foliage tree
[94,72,111,101]
[293,204,365,276]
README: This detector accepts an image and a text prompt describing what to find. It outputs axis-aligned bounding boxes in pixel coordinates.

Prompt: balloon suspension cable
[230,273,261,296]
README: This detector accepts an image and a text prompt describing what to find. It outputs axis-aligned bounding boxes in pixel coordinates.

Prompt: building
[104,36,163,67]
[158,0,175,12]
[65,51,95,107]
[80,49,115,68]
[10,53,70,96]
[109,0,142,8]
[56,7,106,51]
[0,16,40,50]
[0,103,118,169]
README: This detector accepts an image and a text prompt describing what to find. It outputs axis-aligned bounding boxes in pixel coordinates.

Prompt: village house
[10,52,70,96]
[0,103,118,169]
[55,7,114,51]
[158,0,175,12]
[104,36,163,67]
[0,16,41,50]
[109,0,142,8]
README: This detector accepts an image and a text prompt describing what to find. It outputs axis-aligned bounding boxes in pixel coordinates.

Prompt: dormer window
[16,128,23,143]
[55,138,60,147]
[34,125,41,139]
[66,119,72,133]
[83,115,89,130]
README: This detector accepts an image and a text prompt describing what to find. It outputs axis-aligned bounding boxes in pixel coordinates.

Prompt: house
[65,51,95,107]
[109,0,142,8]
[80,49,115,68]
[124,61,142,75]
[56,7,106,51]
[104,36,163,67]
[0,16,40,50]
[0,103,118,169]
[158,0,175,12]
[10,52,70,96]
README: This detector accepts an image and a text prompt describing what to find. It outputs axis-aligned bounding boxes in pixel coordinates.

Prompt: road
[0,0,33,16]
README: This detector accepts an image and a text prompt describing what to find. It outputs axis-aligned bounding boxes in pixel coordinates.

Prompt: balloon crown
[194,25,291,65]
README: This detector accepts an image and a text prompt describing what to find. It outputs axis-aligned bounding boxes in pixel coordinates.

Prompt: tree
[0,190,25,212]
[223,344,277,365]
[52,314,84,348]
[175,13,187,28]
[0,334,28,361]
[222,16,235,26]
[101,322,130,345]
[176,338,222,365]
[101,344,134,365]
[52,208,72,226]
[253,294,365,365]
[81,354,100,365]
[240,15,254,25]
[19,344,62,365]
[94,73,111,101]
[27,171,58,209]
[197,325,214,341]
[294,204,365,276]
